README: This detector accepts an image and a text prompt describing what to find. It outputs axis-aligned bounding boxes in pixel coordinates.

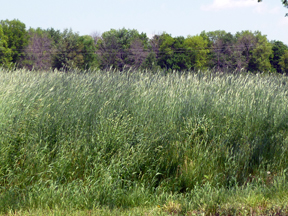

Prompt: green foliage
[97,28,149,70]
[52,29,85,70]
[184,35,209,70]
[45,27,62,46]
[1,69,288,214]
[248,32,273,72]
[235,30,257,70]
[0,19,285,73]
[0,25,12,65]
[0,19,29,64]
[202,30,238,70]
[270,41,288,73]
[19,28,54,70]
[280,50,288,73]
[140,51,160,71]
[201,30,229,46]
[78,35,99,70]
[157,33,190,71]
[200,30,274,72]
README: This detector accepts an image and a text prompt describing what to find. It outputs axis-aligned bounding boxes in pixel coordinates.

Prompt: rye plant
[1,67,288,214]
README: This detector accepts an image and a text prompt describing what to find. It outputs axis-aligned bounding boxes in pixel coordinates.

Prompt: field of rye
[1,68,288,215]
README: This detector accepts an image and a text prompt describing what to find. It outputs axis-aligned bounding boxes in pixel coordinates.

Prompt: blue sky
[1,0,287,44]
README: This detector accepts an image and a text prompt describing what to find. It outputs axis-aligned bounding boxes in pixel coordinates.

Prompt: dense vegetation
[1,68,288,215]
[0,19,288,73]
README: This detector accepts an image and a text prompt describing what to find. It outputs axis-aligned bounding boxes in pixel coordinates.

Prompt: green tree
[52,29,84,70]
[97,28,148,70]
[234,31,257,71]
[247,32,273,72]
[200,30,228,47]
[157,33,174,70]
[201,30,236,70]
[128,38,149,69]
[140,51,160,71]
[270,41,288,73]
[184,35,209,70]
[20,28,54,70]
[45,28,62,47]
[78,35,99,70]
[0,25,12,65]
[157,33,190,71]
[96,32,120,70]
[234,31,273,72]
[0,19,29,64]
[280,50,288,73]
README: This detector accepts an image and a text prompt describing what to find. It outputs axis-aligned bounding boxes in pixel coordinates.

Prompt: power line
[7,44,257,55]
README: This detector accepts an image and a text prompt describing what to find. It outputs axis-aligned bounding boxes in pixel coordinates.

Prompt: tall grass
[1,68,288,214]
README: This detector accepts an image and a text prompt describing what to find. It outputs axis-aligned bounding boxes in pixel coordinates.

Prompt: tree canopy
[0,19,29,64]
[0,25,12,65]
[0,19,288,73]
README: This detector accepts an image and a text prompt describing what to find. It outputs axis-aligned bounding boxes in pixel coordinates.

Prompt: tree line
[0,19,288,73]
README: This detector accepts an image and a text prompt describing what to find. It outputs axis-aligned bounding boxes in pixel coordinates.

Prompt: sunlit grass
[1,68,288,214]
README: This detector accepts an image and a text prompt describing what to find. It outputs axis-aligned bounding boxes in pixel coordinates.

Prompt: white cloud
[201,0,258,11]
[253,4,281,14]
